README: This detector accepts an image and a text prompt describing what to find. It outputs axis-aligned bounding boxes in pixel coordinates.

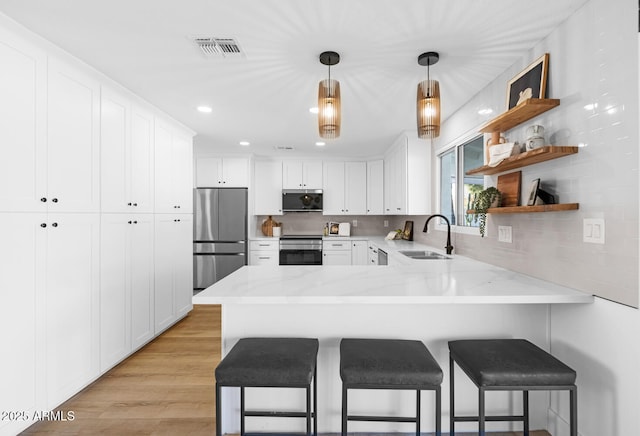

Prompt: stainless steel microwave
[282,189,323,212]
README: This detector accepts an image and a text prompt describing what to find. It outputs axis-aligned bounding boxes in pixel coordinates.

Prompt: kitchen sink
[398,250,451,260]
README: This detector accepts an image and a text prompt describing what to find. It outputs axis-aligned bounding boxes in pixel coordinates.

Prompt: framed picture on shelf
[506,53,549,110]
[329,222,340,235]
[526,178,541,206]
[402,220,414,241]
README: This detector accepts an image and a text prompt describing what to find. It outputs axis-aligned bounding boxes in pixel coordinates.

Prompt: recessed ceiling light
[239,141,250,146]
[315,141,326,147]
[309,107,319,114]
[197,105,212,113]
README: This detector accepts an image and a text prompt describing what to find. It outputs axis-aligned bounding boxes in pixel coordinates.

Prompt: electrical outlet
[383,220,389,227]
[583,218,605,244]
[352,220,358,228]
[498,225,512,243]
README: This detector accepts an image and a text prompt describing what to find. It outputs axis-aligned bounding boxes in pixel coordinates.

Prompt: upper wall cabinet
[282,160,323,189]
[253,160,283,215]
[366,160,384,215]
[154,119,193,214]
[0,34,47,213]
[384,133,431,215]
[47,59,101,213]
[323,161,367,215]
[195,157,249,187]
[101,88,155,213]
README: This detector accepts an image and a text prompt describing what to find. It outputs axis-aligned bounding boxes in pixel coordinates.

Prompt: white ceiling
[0,0,588,157]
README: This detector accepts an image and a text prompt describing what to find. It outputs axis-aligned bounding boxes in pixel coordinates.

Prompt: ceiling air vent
[274,146,295,151]
[190,36,244,58]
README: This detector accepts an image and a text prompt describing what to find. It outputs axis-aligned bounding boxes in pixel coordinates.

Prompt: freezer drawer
[194,241,246,254]
[194,253,246,290]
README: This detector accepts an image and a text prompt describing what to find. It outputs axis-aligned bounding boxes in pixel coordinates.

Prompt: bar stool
[449,339,577,436]
[340,338,443,436]
[215,337,319,436]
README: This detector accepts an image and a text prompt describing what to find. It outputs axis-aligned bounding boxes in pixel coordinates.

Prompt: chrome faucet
[423,214,453,255]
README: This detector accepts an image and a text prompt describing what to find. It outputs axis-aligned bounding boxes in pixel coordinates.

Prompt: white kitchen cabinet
[100,213,155,371]
[351,240,368,265]
[154,214,193,334]
[253,160,283,215]
[0,35,46,213]
[282,160,323,189]
[45,213,100,409]
[323,161,367,215]
[196,157,249,187]
[323,239,352,265]
[154,119,194,214]
[384,133,431,215]
[47,59,101,213]
[249,239,279,265]
[366,160,384,215]
[0,213,44,435]
[101,88,155,214]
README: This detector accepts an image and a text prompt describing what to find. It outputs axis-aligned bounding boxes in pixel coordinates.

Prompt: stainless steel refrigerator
[193,188,248,291]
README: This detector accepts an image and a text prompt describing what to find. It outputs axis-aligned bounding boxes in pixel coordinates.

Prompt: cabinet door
[394,141,408,214]
[47,59,100,213]
[222,158,250,187]
[45,213,100,408]
[282,161,303,189]
[99,214,130,371]
[0,213,44,435]
[130,106,155,213]
[351,240,368,265]
[195,157,223,187]
[100,89,131,213]
[155,121,193,213]
[323,250,352,265]
[344,162,367,215]
[254,160,283,215]
[130,214,155,349]
[323,162,345,214]
[174,214,194,319]
[0,36,46,213]
[303,161,323,188]
[172,131,194,214]
[366,160,384,215]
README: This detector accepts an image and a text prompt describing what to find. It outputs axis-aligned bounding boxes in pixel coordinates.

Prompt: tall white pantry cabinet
[0,22,194,436]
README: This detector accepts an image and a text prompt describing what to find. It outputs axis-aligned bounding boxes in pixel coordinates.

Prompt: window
[439,136,484,228]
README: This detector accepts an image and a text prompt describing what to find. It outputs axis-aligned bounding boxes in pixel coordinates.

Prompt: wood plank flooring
[21,304,550,436]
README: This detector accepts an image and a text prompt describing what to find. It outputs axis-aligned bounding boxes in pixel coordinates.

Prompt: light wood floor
[21,304,550,436]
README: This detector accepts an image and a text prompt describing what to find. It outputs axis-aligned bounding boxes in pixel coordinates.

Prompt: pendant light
[417,51,441,139]
[318,51,341,139]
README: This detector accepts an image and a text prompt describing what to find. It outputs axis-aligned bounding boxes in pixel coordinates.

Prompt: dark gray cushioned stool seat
[215,337,319,436]
[448,338,577,436]
[215,337,319,386]
[340,338,442,436]
[340,338,443,386]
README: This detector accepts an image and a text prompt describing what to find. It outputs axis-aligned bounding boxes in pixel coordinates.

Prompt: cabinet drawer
[323,240,351,251]
[249,252,279,266]
[250,239,279,251]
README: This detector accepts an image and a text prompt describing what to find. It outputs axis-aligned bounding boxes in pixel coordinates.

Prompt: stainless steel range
[279,235,323,265]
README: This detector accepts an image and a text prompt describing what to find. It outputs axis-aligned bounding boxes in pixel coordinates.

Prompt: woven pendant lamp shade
[416,79,440,139]
[318,78,341,139]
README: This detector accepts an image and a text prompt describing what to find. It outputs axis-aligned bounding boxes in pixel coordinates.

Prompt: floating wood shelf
[479,98,560,133]
[468,203,579,214]
[466,146,579,176]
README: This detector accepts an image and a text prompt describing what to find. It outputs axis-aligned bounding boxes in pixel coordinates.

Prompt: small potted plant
[473,186,501,237]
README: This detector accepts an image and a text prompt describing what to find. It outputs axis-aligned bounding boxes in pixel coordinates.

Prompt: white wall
[419,0,640,434]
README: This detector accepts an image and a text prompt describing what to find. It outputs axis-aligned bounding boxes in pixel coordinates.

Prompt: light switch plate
[583,218,605,244]
[498,225,513,243]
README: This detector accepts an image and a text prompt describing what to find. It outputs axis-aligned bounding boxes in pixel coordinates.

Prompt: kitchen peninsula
[194,239,592,434]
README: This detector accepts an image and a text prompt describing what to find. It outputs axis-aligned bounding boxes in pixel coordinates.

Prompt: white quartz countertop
[194,239,593,305]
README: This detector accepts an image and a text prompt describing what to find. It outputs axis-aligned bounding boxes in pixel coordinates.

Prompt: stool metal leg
[313,364,318,436]
[570,385,578,436]
[479,387,486,436]
[306,385,311,436]
[240,387,245,436]
[434,386,441,436]
[449,356,455,435]
[416,389,421,436]
[341,384,347,436]
[523,390,529,436]
[215,383,221,436]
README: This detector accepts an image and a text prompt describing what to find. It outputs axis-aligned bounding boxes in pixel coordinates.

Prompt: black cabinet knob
[51,223,58,227]
[128,221,132,224]
[127,202,132,206]
[133,203,138,207]
[133,221,138,224]
[40,197,47,202]
[40,223,47,228]
[52,198,58,203]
